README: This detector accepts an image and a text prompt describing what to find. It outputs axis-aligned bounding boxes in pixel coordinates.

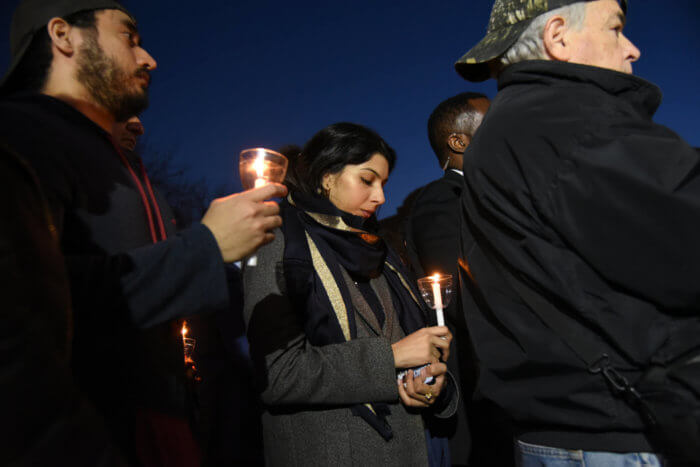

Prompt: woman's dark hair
[288,122,397,196]
[2,10,97,96]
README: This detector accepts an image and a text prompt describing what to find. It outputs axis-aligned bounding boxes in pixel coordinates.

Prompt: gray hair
[500,2,587,67]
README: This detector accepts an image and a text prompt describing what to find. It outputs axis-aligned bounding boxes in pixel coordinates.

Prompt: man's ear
[46,17,76,56]
[542,15,571,62]
[447,133,469,154]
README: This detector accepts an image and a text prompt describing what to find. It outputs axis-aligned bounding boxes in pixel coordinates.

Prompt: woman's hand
[397,362,447,408]
[391,326,452,368]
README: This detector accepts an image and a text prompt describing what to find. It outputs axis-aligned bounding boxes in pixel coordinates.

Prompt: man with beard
[0,0,285,465]
[453,0,700,465]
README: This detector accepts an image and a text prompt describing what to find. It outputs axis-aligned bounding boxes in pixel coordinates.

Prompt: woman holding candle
[243,123,456,467]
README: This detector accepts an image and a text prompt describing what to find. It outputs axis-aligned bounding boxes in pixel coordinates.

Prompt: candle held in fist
[430,274,445,326]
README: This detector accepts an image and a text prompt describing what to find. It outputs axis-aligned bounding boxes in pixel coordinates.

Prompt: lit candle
[181,320,196,365]
[253,149,266,188]
[431,274,445,326]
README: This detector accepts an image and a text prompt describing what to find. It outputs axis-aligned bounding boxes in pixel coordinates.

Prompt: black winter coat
[460,60,700,452]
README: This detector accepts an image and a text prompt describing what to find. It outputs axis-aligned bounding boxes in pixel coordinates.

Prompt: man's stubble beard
[76,32,150,122]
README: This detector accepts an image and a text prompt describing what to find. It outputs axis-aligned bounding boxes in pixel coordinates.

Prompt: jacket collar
[498,60,663,120]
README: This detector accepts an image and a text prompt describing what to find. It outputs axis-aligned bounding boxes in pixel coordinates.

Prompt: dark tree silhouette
[138,142,212,228]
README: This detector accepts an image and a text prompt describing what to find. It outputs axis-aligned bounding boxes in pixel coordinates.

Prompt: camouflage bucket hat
[455,0,627,82]
[1,0,133,89]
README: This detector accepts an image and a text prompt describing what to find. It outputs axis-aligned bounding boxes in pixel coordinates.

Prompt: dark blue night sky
[1,1,698,217]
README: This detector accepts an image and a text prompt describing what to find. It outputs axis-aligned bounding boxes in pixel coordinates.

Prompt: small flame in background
[181,321,195,366]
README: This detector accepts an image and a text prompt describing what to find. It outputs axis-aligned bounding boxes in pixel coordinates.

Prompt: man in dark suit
[405,92,489,466]
[406,92,489,282]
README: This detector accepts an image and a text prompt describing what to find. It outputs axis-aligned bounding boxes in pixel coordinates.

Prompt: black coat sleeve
[66,223,229,329]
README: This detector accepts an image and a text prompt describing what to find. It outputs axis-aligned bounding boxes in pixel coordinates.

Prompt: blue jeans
[516,440,664,467]
[425,428,450,467]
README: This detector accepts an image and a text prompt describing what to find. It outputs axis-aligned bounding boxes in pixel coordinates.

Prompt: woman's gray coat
[243,230,457,467]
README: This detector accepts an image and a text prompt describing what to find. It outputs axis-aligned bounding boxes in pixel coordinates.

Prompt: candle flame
[181,321,188,338]
[254,149,266,179]
[430,273,441,282]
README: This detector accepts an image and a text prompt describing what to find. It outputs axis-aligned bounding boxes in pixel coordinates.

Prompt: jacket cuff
[431,370,460,418]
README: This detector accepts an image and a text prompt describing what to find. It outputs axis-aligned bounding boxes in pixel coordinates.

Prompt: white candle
[254,149,266,188]
[431,274,445,326]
